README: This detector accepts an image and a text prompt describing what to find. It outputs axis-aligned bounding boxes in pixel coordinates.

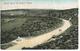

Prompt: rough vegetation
[1,8,78,49]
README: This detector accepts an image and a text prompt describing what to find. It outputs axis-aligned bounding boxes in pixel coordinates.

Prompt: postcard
[0,0,78,50]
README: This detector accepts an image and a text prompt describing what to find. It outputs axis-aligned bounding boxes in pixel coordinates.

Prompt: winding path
[6,19,72,50]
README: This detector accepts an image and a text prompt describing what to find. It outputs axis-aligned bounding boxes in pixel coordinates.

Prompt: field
[1,8,78,49]
[2,18,26,31]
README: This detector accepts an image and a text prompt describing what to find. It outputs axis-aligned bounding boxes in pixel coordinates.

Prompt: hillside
[1,8,78,49]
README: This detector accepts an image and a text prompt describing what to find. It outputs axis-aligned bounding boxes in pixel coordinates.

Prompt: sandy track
[6,19,71,50]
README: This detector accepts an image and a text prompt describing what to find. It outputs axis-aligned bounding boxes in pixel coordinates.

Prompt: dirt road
[6,19,71,50]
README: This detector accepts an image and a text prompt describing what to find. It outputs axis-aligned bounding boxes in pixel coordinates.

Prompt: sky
[0,0,78,10]
[1,0,78,4]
